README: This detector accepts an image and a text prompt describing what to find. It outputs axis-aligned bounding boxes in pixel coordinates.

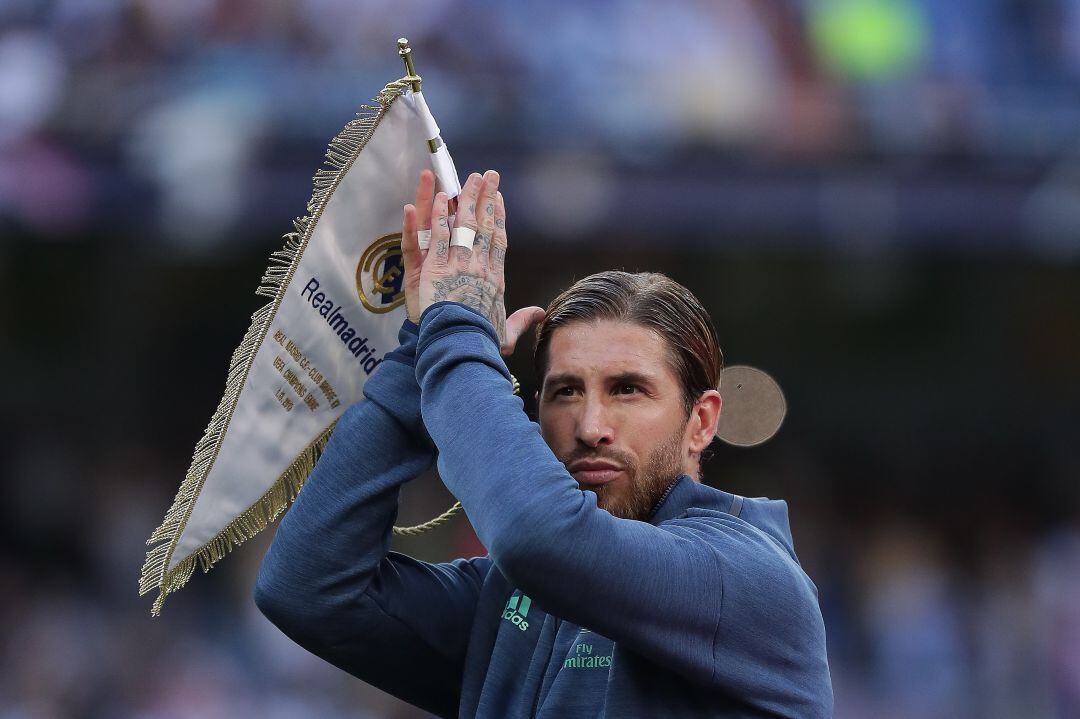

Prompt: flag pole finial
[397,38,421,92]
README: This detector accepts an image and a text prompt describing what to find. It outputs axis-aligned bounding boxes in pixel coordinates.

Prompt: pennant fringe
[139,76,451,616]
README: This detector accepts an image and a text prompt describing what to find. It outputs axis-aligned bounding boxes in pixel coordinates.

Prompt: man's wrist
[382,318,423,368]
[416,302,500,358]
[359,317,429,439]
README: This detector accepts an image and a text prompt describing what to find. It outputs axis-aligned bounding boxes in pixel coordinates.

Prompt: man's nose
[576,396,614,447]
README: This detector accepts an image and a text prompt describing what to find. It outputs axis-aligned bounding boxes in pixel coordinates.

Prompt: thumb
[501,306,546,357]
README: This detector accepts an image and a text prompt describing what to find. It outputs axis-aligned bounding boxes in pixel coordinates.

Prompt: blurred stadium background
[2,1,1079,717]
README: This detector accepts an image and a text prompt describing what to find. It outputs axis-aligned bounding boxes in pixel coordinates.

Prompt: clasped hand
[402,170,544,356]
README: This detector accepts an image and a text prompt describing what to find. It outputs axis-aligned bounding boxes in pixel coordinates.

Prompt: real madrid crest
[356,233,407,313]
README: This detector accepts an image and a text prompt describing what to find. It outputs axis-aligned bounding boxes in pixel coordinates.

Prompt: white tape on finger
[450,227,476,249]
[417,229,431,250]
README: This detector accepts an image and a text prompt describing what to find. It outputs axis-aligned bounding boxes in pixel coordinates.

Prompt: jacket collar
[647,474,740,525]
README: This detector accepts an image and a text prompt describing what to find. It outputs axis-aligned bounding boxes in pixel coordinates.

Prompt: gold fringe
[146,425,335,616]
[140,77,421,616]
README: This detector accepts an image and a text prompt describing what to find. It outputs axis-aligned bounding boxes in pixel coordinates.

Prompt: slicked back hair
[534,271,723,414]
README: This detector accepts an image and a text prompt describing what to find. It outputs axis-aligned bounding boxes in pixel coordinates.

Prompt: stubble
[569,425,686,522]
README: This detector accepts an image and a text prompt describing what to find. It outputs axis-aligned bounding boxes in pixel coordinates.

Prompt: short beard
[565,425,686,522]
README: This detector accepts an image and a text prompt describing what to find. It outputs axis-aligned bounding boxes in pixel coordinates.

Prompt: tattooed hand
[402,169,545,357]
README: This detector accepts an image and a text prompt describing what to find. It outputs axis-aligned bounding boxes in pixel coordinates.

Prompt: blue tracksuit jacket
[255,302,833,717]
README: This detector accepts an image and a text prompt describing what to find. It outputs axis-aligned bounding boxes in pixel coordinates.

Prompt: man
[255,170,833,717]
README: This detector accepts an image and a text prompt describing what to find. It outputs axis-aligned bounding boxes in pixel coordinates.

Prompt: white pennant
[140,78,459,615]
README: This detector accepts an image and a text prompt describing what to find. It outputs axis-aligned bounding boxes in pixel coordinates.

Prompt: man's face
[537,319,695,521]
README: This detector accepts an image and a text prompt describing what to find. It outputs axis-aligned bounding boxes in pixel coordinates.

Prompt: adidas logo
[501,592,532,632]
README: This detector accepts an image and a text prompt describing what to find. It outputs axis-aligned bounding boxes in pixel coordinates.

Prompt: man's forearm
[414,303,605,585]
[255,321,433,629]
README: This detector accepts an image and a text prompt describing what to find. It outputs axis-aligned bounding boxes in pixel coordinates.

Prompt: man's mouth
[567,461,623,486]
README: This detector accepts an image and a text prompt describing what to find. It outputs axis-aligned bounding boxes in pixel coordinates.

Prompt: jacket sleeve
[254,320,492,719]
[414,303,829,709]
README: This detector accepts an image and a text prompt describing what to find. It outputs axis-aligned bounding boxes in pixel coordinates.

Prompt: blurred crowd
[4,0,1080,248]
[2,1,1079,718]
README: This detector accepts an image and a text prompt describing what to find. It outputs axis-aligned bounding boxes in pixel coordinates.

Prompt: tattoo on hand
[430,273,504,338]
[454,246,472,268]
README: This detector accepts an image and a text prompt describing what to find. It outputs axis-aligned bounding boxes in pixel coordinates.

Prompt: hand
[402,170,544,356]
[401,169,435,324]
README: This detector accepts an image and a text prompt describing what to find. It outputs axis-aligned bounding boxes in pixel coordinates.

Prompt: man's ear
[688,390,722,453]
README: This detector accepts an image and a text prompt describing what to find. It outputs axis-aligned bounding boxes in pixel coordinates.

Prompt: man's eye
[616,384,639,395]
[554,386,577,397]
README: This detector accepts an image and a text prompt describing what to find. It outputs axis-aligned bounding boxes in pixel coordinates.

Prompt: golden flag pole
[398,38,421,92]
[398,37,460,215]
